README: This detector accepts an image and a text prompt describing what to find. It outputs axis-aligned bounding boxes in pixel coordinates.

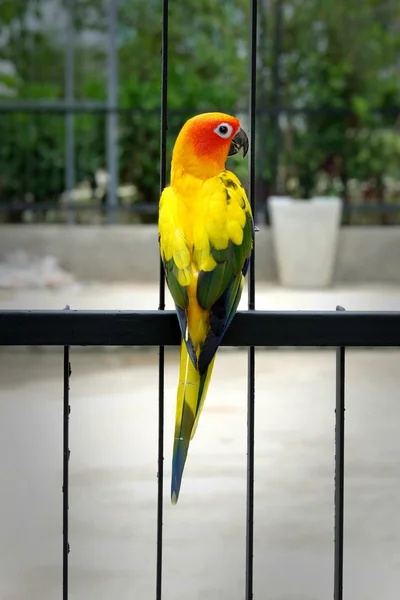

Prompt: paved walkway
[0,348,399,599]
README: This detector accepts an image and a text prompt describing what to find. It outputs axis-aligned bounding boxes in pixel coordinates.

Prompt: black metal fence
[1,308,400,600]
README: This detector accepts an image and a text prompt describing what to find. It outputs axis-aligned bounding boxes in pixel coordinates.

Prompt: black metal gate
[1,308,400,600]
[1,1,400,599]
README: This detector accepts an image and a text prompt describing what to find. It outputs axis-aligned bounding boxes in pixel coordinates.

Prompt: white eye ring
[214,122,233,139]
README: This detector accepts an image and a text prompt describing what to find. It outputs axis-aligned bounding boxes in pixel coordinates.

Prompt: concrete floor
[0,348,399,599]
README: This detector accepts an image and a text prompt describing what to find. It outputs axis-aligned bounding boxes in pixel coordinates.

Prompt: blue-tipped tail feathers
[171,340,215,504]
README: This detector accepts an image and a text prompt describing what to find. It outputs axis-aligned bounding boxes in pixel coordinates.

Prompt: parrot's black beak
[228,127,249,158]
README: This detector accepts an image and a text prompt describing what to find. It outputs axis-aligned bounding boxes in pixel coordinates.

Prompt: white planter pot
[268,196,343,288]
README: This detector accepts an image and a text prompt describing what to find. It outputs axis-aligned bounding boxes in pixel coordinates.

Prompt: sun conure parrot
[158,112,253,504]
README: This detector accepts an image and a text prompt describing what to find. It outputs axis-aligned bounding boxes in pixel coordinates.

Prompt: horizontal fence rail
[2,202,400,216]
[1,309,400,347]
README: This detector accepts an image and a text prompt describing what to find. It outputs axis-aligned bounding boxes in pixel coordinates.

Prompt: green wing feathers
[196,172,253,374]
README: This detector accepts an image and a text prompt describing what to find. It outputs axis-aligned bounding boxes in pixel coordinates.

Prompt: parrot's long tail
[171,338,215,504]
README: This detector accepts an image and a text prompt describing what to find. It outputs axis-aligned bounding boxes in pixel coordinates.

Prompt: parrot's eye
[214,122,233,139]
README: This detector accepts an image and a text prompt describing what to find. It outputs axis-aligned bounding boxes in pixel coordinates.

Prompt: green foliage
[117,0,250,205]
[0,0,400,223]
[0,112,64,201]
[259,0,400,204]
[0,0,250,217]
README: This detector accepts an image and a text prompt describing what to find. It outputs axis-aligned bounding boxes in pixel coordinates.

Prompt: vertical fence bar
[156,0,168,597]
[63,343,71,599]
[106,0,119,224]
[64,0,75,225]
[334,305,346,600]
[246,0,257,598]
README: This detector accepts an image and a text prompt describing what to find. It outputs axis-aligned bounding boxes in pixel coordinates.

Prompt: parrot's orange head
[171,112,248,181]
